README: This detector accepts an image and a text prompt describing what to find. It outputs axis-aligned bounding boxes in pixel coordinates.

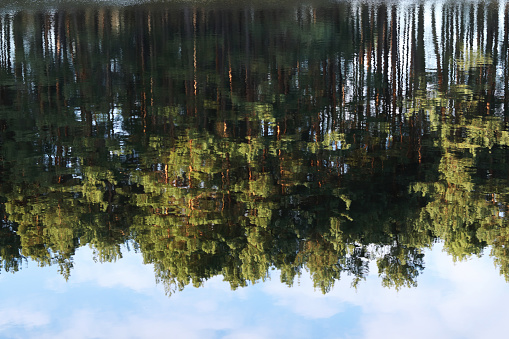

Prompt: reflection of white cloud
[39,309,207,339]
[263,243,509,339]
[361,247,506,339]
[35,295,241,339]
[0,307,50,330]
[2,243,509,339]
[222,328,272,339]
[264,275,346,319]
[69,246,157,292]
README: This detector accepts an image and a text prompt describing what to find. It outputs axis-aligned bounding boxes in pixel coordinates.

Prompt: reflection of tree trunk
[486,3,498,58]
[431,6,444,92]
[505,4,509,123]
[104,180,115,214]
[376,4,387,107]
[486,2,499,111]
[244,8,253,102]
[390,5,398,115]
[477,3,485,51]
[408,7,415,97]
[414,5,425,88]
[13,14,24,81]
[81,108,93,137]
[361,5,372,120]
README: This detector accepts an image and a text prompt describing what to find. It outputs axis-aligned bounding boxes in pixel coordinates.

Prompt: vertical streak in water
[504,4,509,121]
[358,4,365,123]
[0,15,3,69]
[416,4,425,84]
[390,5,398,117]
[478,2,485,53]
[375,3,386,118]
[396,5,404,110]
[8,13,13,73]
[45,13,53,107]
[409,5,416,98]
[244,8,251,102]
[431,5,443,92]
[352,3,360,126]
[441,4,450,96]
[401,9,410,103]
[1,14,5,71]
[383,5,390,115]
[486,2,499,112]
[0,14,13,73]
[193,8,197,97]
[457,3,465,88]
[476,3,484,99]
[13,13,24,85]
[451,3,457,87]
[467,2,474,53]
[363,4,372,120]
[148,9,155,115]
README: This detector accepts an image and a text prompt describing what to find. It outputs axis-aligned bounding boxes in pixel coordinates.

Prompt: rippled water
[1,1,509,337]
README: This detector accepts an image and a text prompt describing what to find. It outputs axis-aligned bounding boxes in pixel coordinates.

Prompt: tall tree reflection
[0,1,509,293]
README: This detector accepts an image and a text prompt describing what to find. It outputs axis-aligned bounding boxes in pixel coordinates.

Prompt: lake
[0,0,508,338]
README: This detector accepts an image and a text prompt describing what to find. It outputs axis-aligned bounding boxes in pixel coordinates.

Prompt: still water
[0,0,509,337]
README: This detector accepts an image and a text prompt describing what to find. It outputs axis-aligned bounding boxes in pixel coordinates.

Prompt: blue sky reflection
[0,243,506,339]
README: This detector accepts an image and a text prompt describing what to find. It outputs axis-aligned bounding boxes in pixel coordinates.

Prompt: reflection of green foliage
[0,220,23,274]
[1,2,509,295]
[377,246,424,290]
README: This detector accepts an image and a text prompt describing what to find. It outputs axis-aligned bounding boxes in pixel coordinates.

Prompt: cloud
[33,292,243,339]
[67,246,158,293]
[261,244,509,339]
[263,274,348,319]
[0,307,50,331]
[3,243,509,339]
[351,245,509,339]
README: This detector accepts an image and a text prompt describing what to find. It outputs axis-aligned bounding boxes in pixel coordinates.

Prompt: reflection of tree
[0,216,23,274]
[409,21,509,272]
[1,2,509,292]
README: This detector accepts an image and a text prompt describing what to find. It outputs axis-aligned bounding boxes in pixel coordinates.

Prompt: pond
[0,0,508,337]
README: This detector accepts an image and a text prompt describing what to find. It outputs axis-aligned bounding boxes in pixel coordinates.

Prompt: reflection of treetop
[1,2,509,293]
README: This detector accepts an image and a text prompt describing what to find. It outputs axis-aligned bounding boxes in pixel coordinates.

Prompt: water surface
[1,0,509,337]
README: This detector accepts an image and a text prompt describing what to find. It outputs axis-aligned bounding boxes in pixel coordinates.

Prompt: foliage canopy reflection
[1,1,509,294]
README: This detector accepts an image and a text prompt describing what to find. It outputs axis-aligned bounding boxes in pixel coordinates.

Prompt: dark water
[1,0,509,304]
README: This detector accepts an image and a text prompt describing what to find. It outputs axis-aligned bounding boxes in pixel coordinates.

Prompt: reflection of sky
[0,243,507,339]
